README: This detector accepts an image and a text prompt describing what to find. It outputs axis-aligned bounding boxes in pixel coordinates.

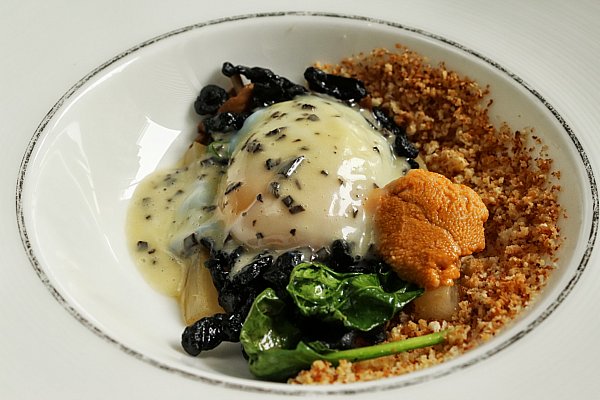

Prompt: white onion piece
[413,285,459,320]
[179,253,224,325]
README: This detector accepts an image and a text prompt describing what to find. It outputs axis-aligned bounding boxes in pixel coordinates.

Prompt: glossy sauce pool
[126,95,409,297]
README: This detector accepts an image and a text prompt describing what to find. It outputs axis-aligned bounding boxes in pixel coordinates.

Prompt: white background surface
[2,1,599,399]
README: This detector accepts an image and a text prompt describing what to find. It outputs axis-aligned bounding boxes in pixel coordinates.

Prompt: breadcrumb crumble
[290,46,562,384]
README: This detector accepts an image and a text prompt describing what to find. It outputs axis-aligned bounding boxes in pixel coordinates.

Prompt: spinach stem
[323,330,447,364]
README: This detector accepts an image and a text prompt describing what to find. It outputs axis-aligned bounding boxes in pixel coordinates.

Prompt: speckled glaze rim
[15,11,599,396]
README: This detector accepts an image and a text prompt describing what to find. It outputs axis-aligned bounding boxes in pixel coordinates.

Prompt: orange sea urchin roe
[372,169,488,289]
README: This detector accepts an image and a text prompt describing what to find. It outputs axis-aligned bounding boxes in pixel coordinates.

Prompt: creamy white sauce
[126,143,224,296]
[217,96,408,257]
[127,94,409,294]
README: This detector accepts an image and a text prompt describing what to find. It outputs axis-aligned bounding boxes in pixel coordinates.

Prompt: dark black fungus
[367,325,388,345]
[313,246,331,261]
[181,312,243,356]
[333,326,387,350]
[229,245,245,263]
[218,253,273,315]
[194,84,229,115]
[222,62,276,82]
[231,253,273,286]
[203,250,231,293]
[303,67,367,103]
[202,112,249,134]
[251,83,307,109]
[372,107,419,159]
[335,330,361,349]
[203,245,244,295]
[316,240,390,275]
[294,318,388,352]
[350,254,388,275]
[221,62,307,108]
[328,239,357,272]
[407,158,420,169]
[394,132,419,159]
[372,107,393,128]
[136,241,148,251]
[263,250,305,299]
[192,241,394,357]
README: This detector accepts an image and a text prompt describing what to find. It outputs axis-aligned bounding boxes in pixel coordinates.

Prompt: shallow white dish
[16,12,597,395]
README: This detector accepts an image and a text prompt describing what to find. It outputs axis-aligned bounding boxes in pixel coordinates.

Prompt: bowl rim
[15,11,599,395]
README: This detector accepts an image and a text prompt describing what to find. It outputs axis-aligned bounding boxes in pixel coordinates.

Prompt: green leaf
[240,267,435,381]
[246,341,324,382]
[239,288,301,357]
[286,263,423,331]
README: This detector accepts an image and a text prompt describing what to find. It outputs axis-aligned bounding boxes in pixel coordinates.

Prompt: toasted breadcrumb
[290,46,562,384]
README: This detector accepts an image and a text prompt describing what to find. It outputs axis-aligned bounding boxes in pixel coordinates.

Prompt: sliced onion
[413,285,459,320]
[179,253,224,325]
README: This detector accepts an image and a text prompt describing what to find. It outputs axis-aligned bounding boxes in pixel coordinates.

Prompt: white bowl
[17,12,598,395]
